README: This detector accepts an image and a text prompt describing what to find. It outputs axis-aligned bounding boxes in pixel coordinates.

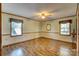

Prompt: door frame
[0,3,1,56]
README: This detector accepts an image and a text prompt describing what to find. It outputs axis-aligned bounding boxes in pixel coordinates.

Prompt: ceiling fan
[35,11,53,19]
[30,9,62,20]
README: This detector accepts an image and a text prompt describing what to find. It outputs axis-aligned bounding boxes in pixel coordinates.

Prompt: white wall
[40,16,77,43]
[2,13,40,46]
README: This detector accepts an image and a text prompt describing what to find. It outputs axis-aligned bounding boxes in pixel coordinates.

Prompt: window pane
[66,23,70,28]
[61,29,65,31]
[11,21,22,36]
[60,22,70,35]
[65,28,69,31]
[61,24,66,28]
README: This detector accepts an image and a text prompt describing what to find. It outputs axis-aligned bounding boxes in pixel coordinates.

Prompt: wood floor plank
[2,37,76,56]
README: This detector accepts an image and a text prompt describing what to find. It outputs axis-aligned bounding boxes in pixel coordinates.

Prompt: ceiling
[2,3,77,21]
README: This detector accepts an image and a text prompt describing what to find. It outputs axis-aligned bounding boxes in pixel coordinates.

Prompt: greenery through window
[10,18,23,36]
[59,20,72,35]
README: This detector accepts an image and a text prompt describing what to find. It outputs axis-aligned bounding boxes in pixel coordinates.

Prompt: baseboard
[2,37,41,48]
[43,37,76,44]
[2,37,76,48]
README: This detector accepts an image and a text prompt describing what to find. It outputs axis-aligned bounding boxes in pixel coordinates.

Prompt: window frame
[10,18,23,37]
[59,20,72,36]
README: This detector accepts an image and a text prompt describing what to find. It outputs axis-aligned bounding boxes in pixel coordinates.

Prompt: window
[10,18,23,36]
[59,20,72,35]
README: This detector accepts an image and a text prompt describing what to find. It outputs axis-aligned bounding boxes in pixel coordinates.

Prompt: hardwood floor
[2,37,76,56]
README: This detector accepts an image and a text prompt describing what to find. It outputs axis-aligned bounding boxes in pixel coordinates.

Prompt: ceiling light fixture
[41,13,46,19]
[36,11,53,19]
[41,16,46,19]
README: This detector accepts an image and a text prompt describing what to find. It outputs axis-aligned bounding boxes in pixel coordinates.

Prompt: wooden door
[76,3,79,56]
